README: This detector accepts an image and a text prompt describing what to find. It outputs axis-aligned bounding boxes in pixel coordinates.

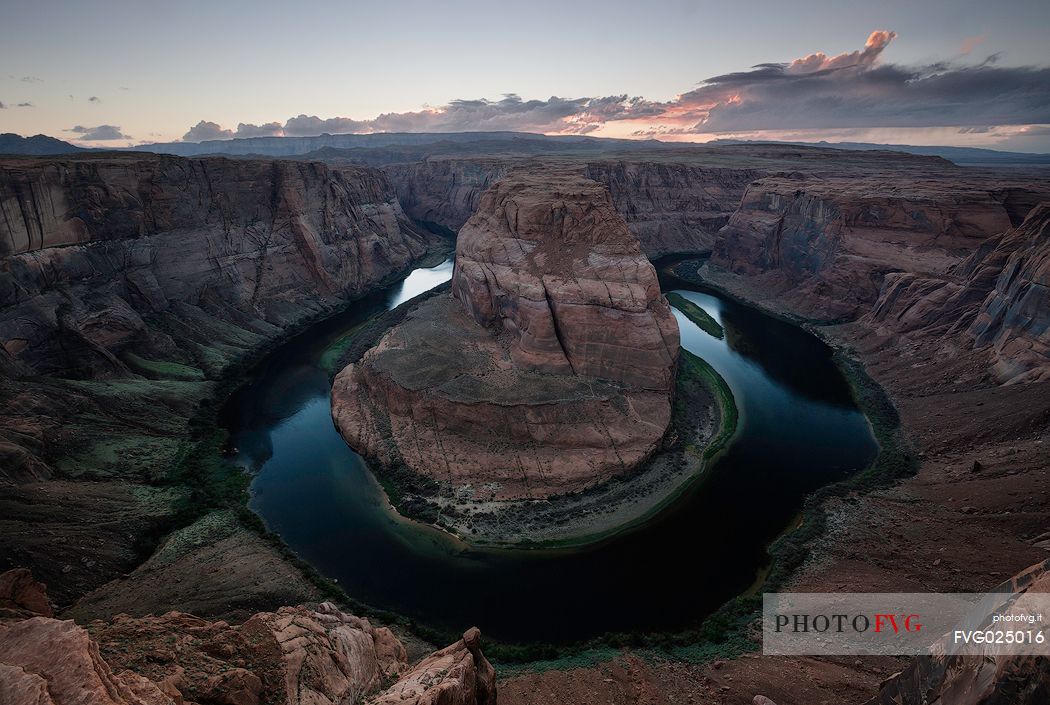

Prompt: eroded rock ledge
[332,170,680,501]
[0,569,496,705]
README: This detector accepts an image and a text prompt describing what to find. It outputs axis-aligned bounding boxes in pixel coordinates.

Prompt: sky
[2,0,1049,151]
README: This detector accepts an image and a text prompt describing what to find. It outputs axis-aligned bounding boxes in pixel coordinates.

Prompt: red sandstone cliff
[332,171,679,500]
[856,202,1050,383]
[0,154,434,481]
[709,174,1050,320]
[0,154,432,378]
[384,158,757,257]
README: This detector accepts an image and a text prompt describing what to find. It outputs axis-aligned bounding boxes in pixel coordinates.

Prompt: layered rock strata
[385,158,759,257]
[863,202,1050,383]
[333,171,679,500]
[710,174,1050,321]
[0,569,495,705]
[0,153,435,606]
[868,559,1050,705]
[0,153,433,480]
[0,154,431,378]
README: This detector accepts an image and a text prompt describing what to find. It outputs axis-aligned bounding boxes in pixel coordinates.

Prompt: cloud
[20,76,42,83]
[88,96,101,103]
[182,120,233,141]
[674,31,1050,134]
[16,102,32,107]
[177,31,1050,144]
[67,124,130,140]
[234,121,285,138]
[0,101,5,109]
[181,94,662,143]
[1013,125,1050,136]
[786,30,897,73]
[961,35,985,55]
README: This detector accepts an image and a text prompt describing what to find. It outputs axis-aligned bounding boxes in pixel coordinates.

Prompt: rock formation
[581,161,760,256]
[0,569,496,705]
[0,153,433,474]
[332,170,679,500]
[968,203,1050,383]
[385,157,758,257]
[384,159,508,234]
[862,202,1050,383]
[0,568,54,620]
[710,174,1050,320]
[0,154,431,377]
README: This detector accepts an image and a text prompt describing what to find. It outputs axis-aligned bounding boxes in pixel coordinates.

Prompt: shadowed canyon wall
[0,154,437,603]
[384,158,759,257]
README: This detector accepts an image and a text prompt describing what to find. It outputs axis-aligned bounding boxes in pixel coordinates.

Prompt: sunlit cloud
[176,31,1050,151]
[961,35,986,55]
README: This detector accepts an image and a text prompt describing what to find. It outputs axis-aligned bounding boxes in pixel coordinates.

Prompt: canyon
[0,152,440,606]
[332,170,682,503]
[2,136,1050,705]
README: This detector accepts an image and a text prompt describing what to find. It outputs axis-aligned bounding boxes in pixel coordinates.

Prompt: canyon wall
[333,170,680,500]
[385,158,758,257]
[581,161,760,256]
[0,154,434,482]
[385,158,508,233]
[863,202,1050,383]
[0,154,432,378]
[709,174,1050,321]
[0,154,438,603]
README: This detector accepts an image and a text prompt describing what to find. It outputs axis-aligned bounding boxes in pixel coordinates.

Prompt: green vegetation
[123,352,205,381]
[318,323,367,375]
[667,292,724,339]
[676,349,737,461]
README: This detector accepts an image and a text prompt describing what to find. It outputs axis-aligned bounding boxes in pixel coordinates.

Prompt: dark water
[220,258,877,645]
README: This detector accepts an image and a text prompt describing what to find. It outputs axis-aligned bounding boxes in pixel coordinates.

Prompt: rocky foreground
[332,170,680,501]
[0,568,496,705]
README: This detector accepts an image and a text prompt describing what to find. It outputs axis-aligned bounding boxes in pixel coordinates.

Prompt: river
[219,257,877,645]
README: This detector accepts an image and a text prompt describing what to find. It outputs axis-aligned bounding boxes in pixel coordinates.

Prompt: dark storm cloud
[68,124,130,140]
[687,57,1050,133]
[667,31,1050,133]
